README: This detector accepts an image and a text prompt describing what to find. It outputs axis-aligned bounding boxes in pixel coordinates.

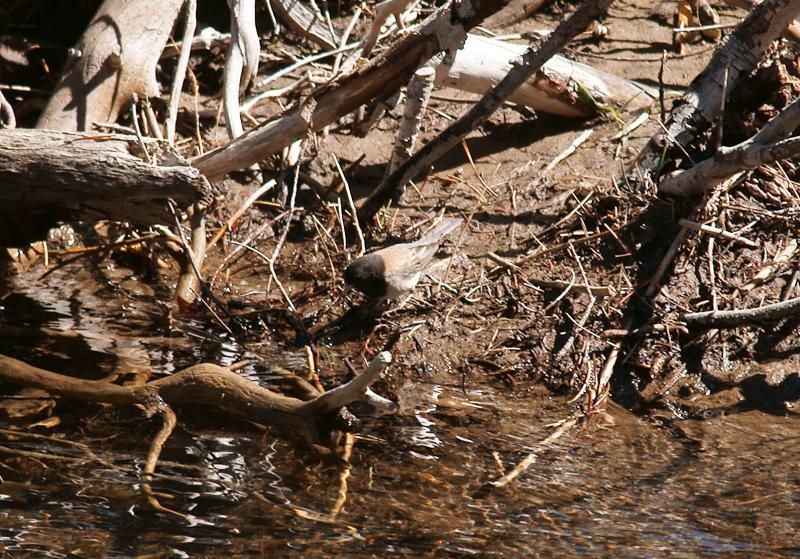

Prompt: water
[1,262,799,557]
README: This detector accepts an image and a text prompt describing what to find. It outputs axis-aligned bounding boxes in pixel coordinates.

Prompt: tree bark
[0,129,209,247]
[37,0,184,131]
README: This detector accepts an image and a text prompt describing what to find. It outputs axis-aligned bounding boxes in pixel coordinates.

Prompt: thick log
[0,129,209,247]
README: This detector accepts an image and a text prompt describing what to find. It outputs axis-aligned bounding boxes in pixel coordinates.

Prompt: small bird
[344,217,463,301]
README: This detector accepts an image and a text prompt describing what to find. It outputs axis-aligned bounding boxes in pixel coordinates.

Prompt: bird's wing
[377,243,438,275]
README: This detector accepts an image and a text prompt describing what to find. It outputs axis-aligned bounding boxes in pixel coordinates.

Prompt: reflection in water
[1,266,799,557]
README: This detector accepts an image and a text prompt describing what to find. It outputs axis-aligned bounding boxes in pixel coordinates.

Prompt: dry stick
[661,94,800,195]
[635,0,800,183]
[332,4,363,75]
[254,42,359,91]
[173,203,209,309]
[224,0,259,139]
[207,179,277,250]
[357,0,617,226]
[677,218,758,249]
[166,0,197,145]
[332,153,365,257]
[194,0,516,180]
[142,97,164,140]
[267,148,304,312]
[129,95,152,164]
[542,128,593,174]
[387,66,437,178]
[683,296,800,328]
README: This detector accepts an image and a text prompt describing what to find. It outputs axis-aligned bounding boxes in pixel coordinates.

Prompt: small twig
[267,146,305,312]
[542,128,593,174]
[671,21,738,33]
[207,179,276,250]
[130,94,151,164]
[683,296,800,329]
[253,41,360,90]
[332,4,363,75]
[677,218,758,249]
[332,153,365,257]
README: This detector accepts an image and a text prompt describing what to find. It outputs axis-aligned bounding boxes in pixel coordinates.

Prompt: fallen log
[437,34,655,117]
[0,129,210,247]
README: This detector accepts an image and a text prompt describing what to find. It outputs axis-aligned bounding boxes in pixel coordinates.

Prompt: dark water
[1,264,799,558]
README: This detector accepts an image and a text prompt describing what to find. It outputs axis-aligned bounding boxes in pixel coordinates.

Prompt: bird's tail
[416,217,463,246]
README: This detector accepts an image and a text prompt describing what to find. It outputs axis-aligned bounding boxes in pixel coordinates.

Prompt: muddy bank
[2,0,800,556]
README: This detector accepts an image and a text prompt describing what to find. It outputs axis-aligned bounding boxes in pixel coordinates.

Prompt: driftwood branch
[165,0,197,145]
[437,34,655,118]
[224,0,260,139]
[660,94,800,195]
[358,0,616,225]
[0,129,209,247]
[683,296,800,328]
[0,351,395,444]
[192,0,515,180]
[634,0,800,183]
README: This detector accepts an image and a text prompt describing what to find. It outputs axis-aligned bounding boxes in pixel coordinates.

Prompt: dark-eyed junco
[343,217,463,301]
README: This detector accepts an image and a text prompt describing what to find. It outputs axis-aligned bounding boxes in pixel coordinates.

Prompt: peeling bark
[0,129,209,247]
